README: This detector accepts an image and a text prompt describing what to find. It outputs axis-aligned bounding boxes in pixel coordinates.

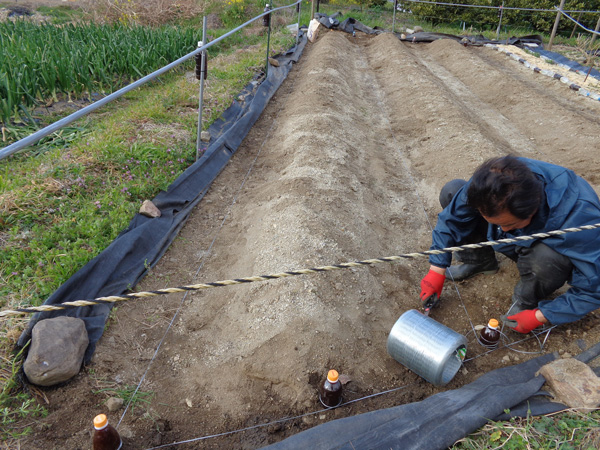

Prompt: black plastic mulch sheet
[398,31,545,49]
[313,13,544,51]
[535,48,600,82]
[16,34,308,363]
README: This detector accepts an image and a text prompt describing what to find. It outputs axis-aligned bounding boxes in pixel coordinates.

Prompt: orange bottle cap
[93,414,108,429]
[327,369,339,382]
[488,319,499,328]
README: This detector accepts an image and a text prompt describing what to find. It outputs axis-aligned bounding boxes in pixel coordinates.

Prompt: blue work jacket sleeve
[537,199,600,325]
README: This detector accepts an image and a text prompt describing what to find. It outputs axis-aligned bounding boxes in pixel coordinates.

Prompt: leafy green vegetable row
[0,21,200,124]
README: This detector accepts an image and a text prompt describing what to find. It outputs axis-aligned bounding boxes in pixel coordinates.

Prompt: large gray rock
[23,317,89,386]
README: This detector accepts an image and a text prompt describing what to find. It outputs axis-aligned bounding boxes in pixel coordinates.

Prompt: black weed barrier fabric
[398,31,544,48]
[262,354,558,450]
[262,343,600,449]
[16,34,308,363]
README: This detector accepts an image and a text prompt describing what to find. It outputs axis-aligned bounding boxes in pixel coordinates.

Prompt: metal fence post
[196,16,208,161]
[392,0,397,34]
[296,0,301,49]
[265,3,272,78]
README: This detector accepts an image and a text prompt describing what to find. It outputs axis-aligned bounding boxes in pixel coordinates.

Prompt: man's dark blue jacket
[429,157,600,325]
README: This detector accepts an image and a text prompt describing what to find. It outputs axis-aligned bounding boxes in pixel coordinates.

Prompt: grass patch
[453,409,600,449]
[35,5,86,24]
[0,342,48,441]
[93,383,155,414]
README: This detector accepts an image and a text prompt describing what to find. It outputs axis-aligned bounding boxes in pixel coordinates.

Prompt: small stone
[268,57,280,67]
[139,200,161,218]
[201,131,211,142]
[106,397,124,412]
[185,398,193,408]
[267,422,282,434]
[119,424,134,439]
[319,414,327,420]
[502,355,511,363]
[413,25,424,33]
[155,420,168,433]
[338,374,352,385]
[562,352,572,359]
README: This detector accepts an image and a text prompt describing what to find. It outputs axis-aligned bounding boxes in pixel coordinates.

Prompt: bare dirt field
[18,29,600,449]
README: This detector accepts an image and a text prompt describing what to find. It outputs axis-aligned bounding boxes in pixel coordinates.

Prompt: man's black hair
[467,156,543,219]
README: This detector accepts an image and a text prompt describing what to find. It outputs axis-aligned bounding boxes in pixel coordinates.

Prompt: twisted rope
[2,223,599,318]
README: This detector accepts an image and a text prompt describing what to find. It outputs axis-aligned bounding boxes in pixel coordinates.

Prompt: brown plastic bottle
[480,318,501,349]
[262,4,271,27]
[93,414,122,450]
[319,369,343,408]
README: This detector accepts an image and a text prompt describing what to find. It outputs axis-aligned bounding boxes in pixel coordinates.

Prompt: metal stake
[296,0,301,49]
[392,0,397,34]
[196,16,208,161]
[265,4,272,78]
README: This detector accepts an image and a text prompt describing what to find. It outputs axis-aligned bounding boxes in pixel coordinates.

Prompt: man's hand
[420,269,445,303]
[504,309,544,333]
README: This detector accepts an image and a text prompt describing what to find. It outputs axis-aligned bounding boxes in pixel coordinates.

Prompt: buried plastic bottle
[480,318,501,349]
[319,369,343,407]
[93,414,122,450]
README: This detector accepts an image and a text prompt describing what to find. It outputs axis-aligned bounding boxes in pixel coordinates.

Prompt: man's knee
[439,179,467,209]
[516,242,573,291]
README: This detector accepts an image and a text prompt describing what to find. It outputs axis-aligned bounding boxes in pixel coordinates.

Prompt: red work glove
[420,269,445,303]
[506,309,544,333]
